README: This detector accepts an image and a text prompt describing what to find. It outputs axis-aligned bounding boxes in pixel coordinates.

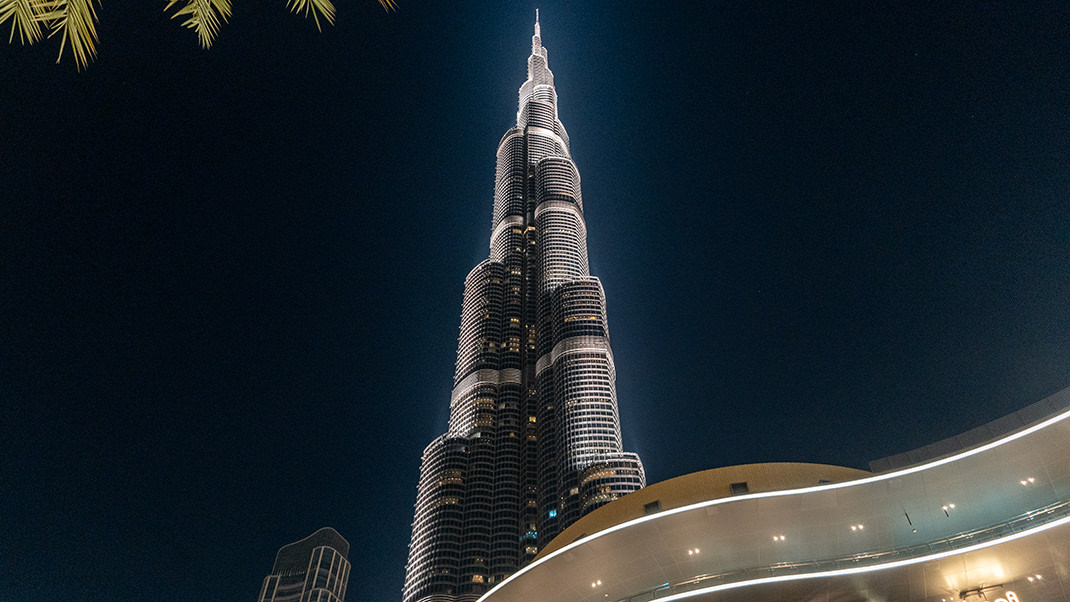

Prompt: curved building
[403,15,645,602]
[258,527,350,602]
[478,386,1070,602]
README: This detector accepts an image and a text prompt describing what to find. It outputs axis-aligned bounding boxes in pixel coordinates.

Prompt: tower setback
[402,17,645,602]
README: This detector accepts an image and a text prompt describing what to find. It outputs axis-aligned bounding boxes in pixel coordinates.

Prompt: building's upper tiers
[518,17,561,130]
[514,16,570,161]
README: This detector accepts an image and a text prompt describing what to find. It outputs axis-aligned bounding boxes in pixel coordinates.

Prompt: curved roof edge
[481,391,1070,602]
[272,526,350,573]
[869,384,1070,473]
[537,462,869,559]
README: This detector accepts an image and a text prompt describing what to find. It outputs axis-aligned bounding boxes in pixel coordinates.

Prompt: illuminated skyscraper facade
[403,16,645,602]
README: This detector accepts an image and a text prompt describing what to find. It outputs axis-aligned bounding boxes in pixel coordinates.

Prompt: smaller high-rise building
[258,527,351,602]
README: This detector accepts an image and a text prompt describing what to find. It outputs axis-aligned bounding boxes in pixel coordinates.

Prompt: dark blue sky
[2,2,1068,602]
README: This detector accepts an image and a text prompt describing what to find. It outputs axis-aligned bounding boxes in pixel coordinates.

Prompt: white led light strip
[655,513,1070,602]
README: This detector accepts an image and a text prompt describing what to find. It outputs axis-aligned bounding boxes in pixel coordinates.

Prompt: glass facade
[403,17,645,602]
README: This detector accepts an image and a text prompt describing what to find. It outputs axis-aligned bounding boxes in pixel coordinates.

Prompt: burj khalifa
[403,16,645,602]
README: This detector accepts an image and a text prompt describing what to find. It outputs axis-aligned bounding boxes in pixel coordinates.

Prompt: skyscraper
[403,15,646,602]
[258,527,351,602]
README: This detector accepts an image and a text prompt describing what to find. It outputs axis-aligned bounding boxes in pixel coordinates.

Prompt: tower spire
[534,9,541,39]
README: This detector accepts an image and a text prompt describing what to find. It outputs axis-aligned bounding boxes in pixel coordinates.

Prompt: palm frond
[377,0,396,11]
[1,0,48,45]
[164,0,231,49]
[40,0,99,70]
[285,0,334,32]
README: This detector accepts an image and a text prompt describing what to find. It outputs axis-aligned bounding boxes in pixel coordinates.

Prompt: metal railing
[616,498,1070,602]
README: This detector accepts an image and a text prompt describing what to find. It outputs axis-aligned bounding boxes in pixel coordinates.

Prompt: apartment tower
[258,527,350,602]
[403,15,645,602]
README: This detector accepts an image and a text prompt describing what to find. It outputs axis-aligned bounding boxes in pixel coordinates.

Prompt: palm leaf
[0,0,47,45]
[164,0,231,49]
[39,0,99,70]
[285,0,334,32]
[377,0,396,11]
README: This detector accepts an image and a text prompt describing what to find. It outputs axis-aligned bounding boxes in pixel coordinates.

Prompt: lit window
[548,509,557,518]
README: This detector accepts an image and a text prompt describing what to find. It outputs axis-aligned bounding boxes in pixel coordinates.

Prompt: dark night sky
[2,2,1069,601]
